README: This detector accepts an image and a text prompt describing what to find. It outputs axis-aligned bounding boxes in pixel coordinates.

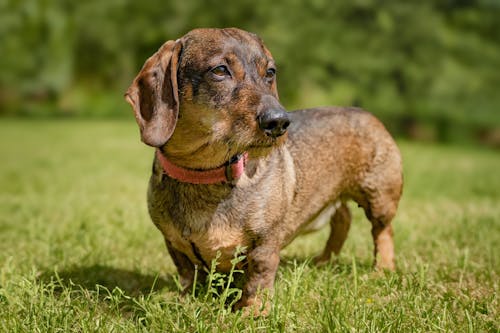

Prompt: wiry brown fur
[125,28,403,315]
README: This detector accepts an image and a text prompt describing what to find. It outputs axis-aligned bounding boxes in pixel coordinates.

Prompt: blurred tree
[0,0,499,143]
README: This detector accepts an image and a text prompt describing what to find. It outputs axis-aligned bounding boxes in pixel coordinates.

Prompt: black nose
[258,109,291,138]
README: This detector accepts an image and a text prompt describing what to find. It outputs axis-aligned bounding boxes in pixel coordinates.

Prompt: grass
[0,118,498,332]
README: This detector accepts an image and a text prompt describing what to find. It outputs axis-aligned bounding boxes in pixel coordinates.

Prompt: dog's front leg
[164,239,204,294]
[234,244,280,316]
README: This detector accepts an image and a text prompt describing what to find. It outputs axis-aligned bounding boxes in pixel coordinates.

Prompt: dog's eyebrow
[224,55,234,65]
[249,55,273,70]
[225,50,247,65]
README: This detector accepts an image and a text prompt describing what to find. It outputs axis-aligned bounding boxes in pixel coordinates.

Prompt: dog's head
[125,28,290,169]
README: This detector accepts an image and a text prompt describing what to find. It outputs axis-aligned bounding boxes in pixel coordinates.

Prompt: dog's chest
[150,182,250,271]
[159,214,249,272]
[148,151,295,271]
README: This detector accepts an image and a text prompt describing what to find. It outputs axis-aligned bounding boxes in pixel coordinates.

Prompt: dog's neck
[156,149,248,185]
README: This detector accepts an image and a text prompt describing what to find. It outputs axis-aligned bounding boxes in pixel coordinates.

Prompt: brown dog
[125,28,403,314]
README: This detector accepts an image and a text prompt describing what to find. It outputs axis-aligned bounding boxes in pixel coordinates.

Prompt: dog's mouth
[252,133,286,147]
[245,132,287,154]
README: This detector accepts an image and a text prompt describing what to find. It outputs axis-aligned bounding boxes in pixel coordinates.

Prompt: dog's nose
[258,109,291,138]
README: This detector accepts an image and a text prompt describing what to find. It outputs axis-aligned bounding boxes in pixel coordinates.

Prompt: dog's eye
[211,65,230,78]
[265,68,276,80]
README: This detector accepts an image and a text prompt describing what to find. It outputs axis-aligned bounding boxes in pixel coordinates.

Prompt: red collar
[156,149,248,185]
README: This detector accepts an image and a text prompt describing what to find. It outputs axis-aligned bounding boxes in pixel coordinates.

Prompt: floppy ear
[125,40,182,147]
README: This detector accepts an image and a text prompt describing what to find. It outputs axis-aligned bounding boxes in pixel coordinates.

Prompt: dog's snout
[258,109,291,138]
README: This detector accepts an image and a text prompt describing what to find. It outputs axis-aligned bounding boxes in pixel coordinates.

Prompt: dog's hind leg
[314,202,352,266]
[370,219,395,271]
[362,189,399,271]
[361,146,402,271]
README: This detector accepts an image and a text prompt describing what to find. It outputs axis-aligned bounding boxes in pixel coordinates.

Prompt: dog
[125,28,403,315]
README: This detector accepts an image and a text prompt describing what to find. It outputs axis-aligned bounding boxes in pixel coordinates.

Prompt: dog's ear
[125,40,182,147]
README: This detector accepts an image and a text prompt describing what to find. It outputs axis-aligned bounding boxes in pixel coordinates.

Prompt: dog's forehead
[180,28,271,67]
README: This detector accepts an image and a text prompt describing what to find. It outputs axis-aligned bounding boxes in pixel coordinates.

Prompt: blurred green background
[1,0,499,146]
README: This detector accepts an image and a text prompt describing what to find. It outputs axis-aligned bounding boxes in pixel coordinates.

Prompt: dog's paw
[313,255,329,267]
[234,297,270,317]
[313,253,337,267]
[374,258,396,272]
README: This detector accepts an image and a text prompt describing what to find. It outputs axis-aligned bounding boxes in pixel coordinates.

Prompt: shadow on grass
[39,264,178,297]
[38,258,374,303]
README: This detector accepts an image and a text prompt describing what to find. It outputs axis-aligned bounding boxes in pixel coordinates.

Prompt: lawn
[0,119,498,332]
